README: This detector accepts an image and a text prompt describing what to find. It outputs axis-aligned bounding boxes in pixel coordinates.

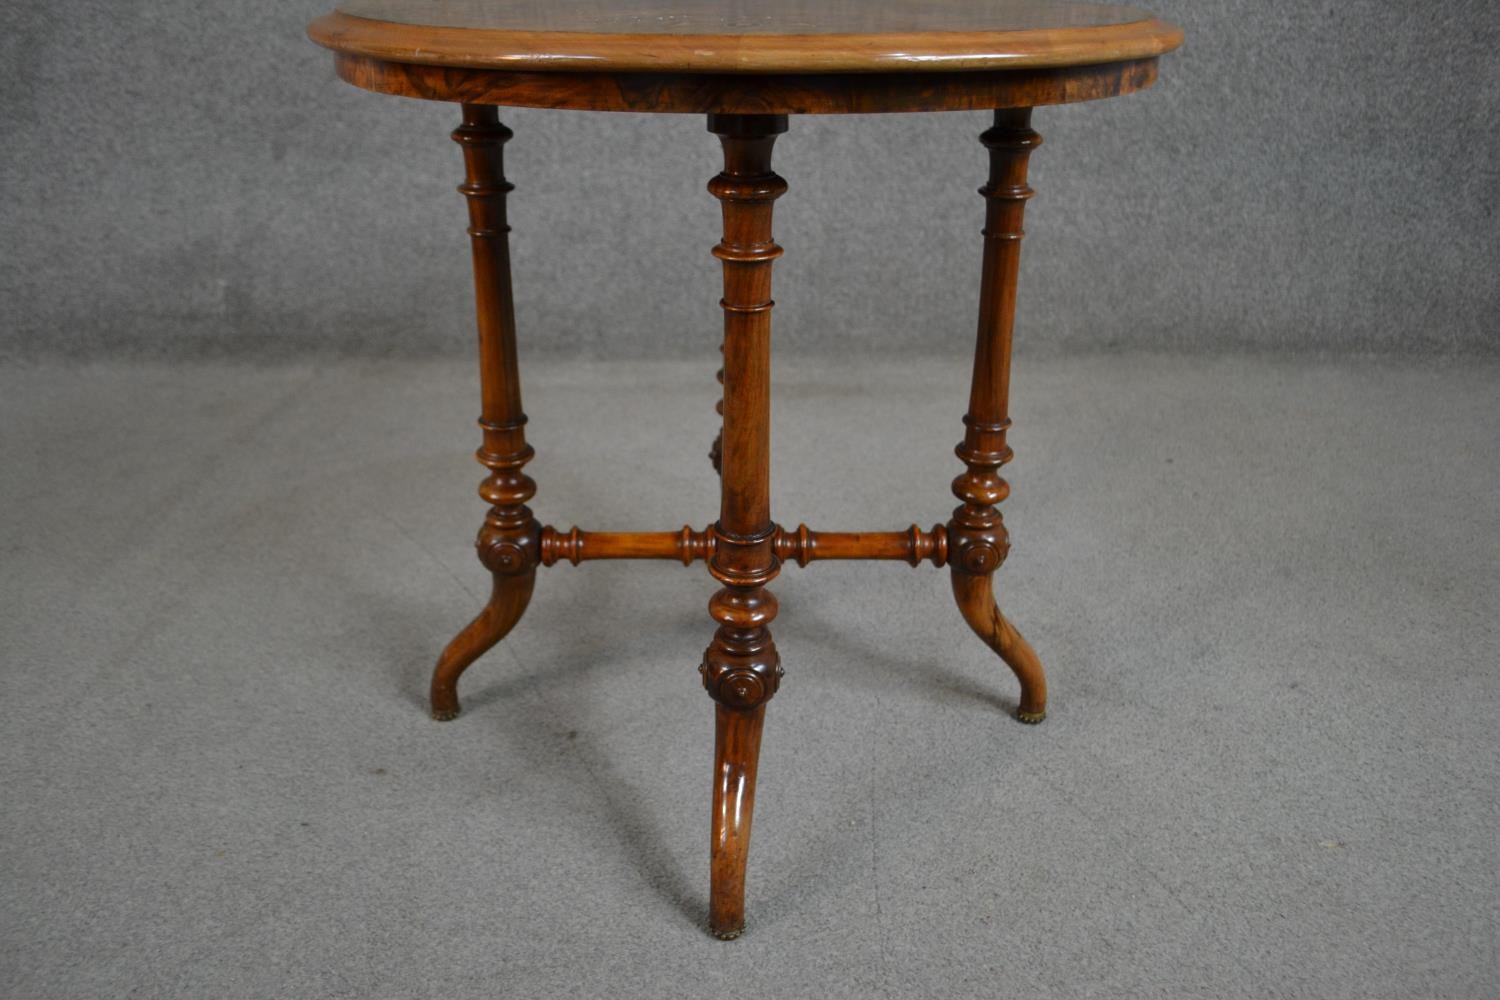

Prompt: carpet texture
[1,354,1496,998]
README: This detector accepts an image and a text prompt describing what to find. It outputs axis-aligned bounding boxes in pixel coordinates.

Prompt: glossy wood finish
[710,702,764,938]
[331,52,1160,115]
[538,523,949,567]
[313,1,1181,939]
[952,572,1048,720]
[429,105,541,722]
[947,108,1047,723]
[310,0,1182,114]
[697,113,787,939]
[432,569,535,719]
[309,2,1182,74]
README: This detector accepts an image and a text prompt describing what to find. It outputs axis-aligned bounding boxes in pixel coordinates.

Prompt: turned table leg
[948,108,1049,724]
[699,113,787,939]
[429,104,541,721]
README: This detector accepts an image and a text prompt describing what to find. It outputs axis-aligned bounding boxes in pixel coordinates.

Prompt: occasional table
[308,0,1182,939]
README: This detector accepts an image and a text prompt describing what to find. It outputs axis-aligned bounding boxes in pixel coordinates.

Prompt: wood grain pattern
[309,3,1181,74]
[310,2,1183,932]
[947,108,1048,724]
[431,570,536,720]
[698,114,787,940]
[710,702,764,940]
[331,51,1160,114]
[538,523,948,567]
[952,571,1048,721]
[429,105,541,722]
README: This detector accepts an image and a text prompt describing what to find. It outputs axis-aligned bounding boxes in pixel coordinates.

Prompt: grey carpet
[2,353,1496,998]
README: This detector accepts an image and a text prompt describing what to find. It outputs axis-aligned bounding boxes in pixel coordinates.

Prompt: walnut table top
[310,0,1183,113]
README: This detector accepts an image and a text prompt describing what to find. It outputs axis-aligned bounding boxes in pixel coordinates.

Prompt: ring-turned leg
[699,113,787,939]
[948,108,1048,724]
[430,105,541,721]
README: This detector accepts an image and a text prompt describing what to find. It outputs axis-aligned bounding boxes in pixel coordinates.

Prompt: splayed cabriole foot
[429,567,537,720]
[950,569,1048,724]
[705,700,773,939]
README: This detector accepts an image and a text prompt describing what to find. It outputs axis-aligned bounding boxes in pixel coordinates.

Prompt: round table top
[309,0,1182,75]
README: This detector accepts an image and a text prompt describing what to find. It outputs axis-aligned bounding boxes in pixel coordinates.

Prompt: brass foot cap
[431,707,462,722]
[1016,708,1046,725]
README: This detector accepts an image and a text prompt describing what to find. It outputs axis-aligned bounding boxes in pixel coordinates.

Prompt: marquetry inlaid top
[308,0,1183,74]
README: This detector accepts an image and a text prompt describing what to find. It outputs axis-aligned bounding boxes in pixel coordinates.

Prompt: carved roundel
[959,540,1004,574]
[716,668,767,708]
[480,538,532,575]
[952,524,1010,575]
[700,658,782,709]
